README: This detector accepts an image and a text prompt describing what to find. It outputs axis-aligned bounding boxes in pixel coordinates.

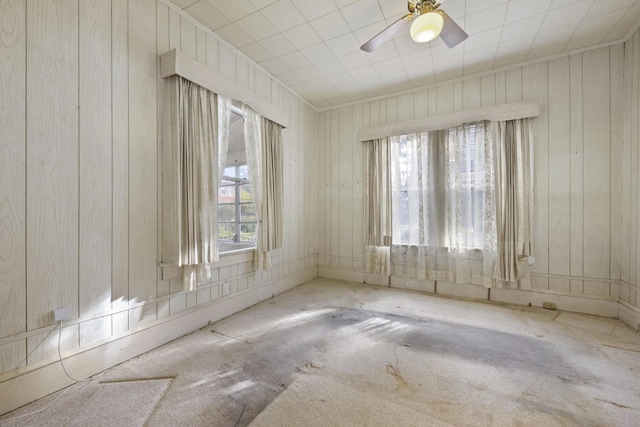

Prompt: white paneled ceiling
[169,0,640,109]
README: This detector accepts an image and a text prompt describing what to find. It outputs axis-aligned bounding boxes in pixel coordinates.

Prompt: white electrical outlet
[54,307,70,322]
[222,282,230,296]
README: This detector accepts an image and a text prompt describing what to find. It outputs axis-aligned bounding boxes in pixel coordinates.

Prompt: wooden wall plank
[78,0,112,345]
[0,0,26,373]
[196,28,206,63]
[547,57,571,280]
[505,68,522,103]
[26,0,79,362]
[26,0,79,329]
[436,84,454,115]
[339,106,353,268]
[353,103,364,263]
[179,14,196,58]
[621,33,634,285]
[582,48,611,280]
[569,53,584,293]
[480,74,496,107]
[397,93,415,122]
[330,109,340,265]
[157,2,171,301]
[610,44,624,283]
[462,78,481,110]
[632,32,640,291]
[169,8,180,51]
[204,34,219,71]
[112,0,129,318]
[128,0,158,305]
[522,62,549,290]
[414,89,428,119]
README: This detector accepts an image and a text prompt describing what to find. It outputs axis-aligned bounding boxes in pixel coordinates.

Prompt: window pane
[240,202,256,221]
[239,184,252,202]
[224,166,237,178]
[218,223,235,241]
[238,164,249,179]
[240,222,256,242]
[219,184,235,202]
[218,204,236,221]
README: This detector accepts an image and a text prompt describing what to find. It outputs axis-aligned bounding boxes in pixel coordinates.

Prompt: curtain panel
[389,123,497,286]
[244,105,284,270]
[170,76,230,291]
[492,118,534,288]
[386,118,533,288]
[364,138,392,275]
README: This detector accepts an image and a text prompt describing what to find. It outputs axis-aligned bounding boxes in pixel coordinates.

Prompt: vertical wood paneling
[495,71,506,104]
[339,106,353,268]
[621,35,634,286]
[547,56,571,293]
[179,15,196,57]
[0,0,26,372]
[353,103,364,264]
[157,2,170,302]
[330,109,340,265]
[436,84,454,115]
[462,78,481,110]
[582,48,611,280]
[522,62,549,291]
[610,44,624,283]
[168,8,180,51]
[414,89,427,119]
[480,75,496,107]
[323,112,331,261]
[79,0,112,344]
[26,0,79,363]
[632,32,640,292]
[204,33,218,71]
[111,0,129,335]
[505,68,522,103]
[569,53,584,293]
[128,0,158,305]
[453,81,463,112]
[397,93,414,121]
[26,0,79,330]
[196,28,206,63]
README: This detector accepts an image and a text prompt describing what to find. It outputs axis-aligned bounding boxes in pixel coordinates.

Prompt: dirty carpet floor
[1,278,640,426]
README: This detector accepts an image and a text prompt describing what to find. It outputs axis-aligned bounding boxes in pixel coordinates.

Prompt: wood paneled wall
[317,45,626,303]
[622,30,640,313]
[0,0,317,377]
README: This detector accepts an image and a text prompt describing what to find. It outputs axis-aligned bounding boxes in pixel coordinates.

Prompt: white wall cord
[0,321,101,423]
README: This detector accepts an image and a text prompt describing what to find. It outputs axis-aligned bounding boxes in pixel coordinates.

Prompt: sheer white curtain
[364,138,392,275]
[244,104,284,270]
[172,77,229,290]
[390,122,497,286]
[493,118,534,288]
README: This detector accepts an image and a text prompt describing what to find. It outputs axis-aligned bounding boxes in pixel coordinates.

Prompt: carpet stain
[385,350,417,392]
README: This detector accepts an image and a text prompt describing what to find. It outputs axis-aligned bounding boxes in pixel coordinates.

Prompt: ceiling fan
[361,0,468,53]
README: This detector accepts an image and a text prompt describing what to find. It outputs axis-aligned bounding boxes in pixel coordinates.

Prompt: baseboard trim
[619,301,640,332]
[490,288,619,318]
[0,267,317,416]
[318,267,389,286]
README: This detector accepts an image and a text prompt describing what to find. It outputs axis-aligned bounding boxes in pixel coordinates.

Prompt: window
[218,106,256,253]
[218,164,257,245]
[390,123,491,251]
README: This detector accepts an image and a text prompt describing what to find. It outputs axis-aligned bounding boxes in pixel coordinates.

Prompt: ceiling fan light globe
[410,12,444,43]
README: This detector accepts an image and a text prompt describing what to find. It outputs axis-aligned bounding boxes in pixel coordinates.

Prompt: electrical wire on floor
[0,321,103,424]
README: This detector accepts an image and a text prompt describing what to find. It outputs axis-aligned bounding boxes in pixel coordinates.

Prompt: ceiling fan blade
[361,14,413,53]
[437,10,468,48]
